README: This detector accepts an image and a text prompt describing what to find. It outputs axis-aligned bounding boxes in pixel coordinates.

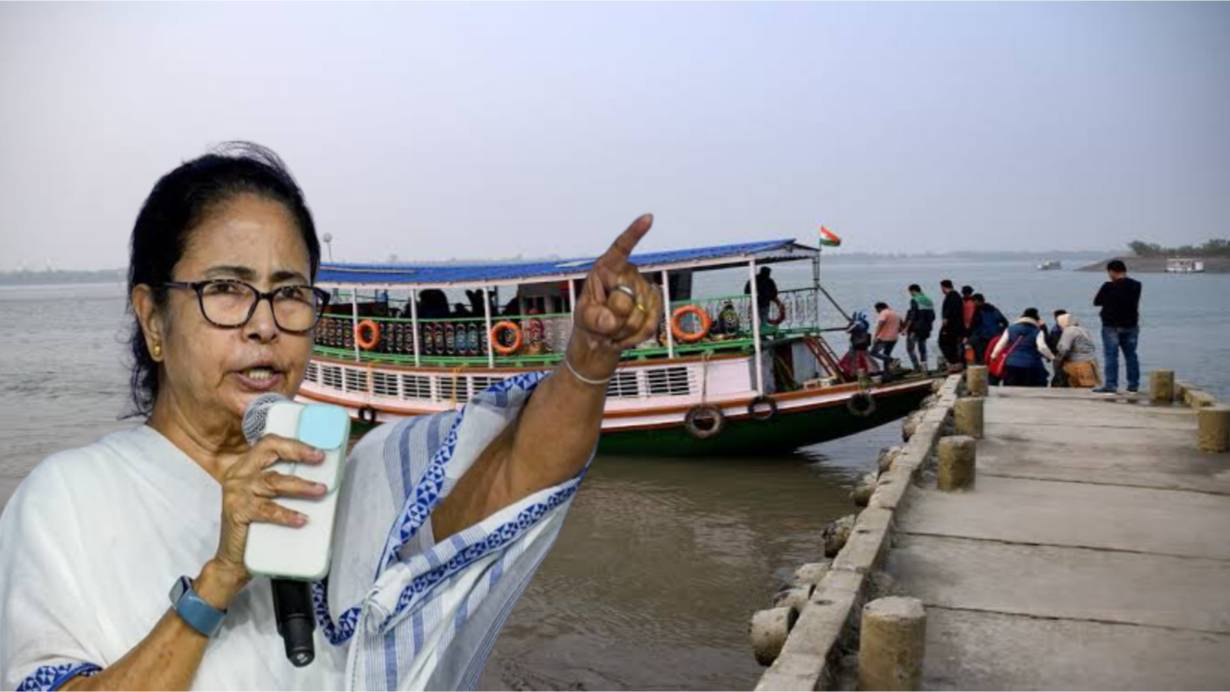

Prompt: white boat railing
[302,354,753,410]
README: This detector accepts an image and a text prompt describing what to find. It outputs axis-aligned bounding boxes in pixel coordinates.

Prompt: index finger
[598,213,653,267]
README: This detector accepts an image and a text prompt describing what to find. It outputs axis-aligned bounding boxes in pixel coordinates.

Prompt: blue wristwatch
[168,575,227,637]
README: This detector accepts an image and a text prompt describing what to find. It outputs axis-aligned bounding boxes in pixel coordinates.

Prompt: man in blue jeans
[1091,259,1142,393]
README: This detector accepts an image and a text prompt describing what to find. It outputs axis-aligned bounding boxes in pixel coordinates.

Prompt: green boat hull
[596,385,931,457]
[347,381,933,457]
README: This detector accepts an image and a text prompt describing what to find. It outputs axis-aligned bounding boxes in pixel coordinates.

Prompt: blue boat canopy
[318,238,819,288]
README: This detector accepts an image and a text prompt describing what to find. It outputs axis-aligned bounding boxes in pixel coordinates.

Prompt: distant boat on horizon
[1037,260,1063,271]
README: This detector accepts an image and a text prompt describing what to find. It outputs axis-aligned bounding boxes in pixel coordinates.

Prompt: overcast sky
[2,2,1228,270]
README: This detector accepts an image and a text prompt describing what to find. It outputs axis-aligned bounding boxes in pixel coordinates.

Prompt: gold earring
[151,343,162,359]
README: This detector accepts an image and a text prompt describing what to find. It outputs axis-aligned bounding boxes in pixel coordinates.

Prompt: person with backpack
[903,284,936,372]
[990,307,1056,387]
[1054,313,1101,388]
[841,310,874,379]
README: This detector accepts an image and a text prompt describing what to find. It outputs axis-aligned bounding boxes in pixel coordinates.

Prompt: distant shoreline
[1076,257,1230,273]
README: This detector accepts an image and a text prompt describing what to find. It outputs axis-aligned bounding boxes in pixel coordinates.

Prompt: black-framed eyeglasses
[163,279,331,333]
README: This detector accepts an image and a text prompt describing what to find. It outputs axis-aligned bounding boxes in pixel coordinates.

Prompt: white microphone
[241,394,351,667]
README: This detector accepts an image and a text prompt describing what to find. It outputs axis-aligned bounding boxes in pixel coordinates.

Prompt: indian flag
[819,225,842,247]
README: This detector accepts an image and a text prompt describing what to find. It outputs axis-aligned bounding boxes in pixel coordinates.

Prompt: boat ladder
[803,334,848,382]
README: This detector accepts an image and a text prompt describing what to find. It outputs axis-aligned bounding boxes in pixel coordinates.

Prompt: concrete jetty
[752,372,1230,690]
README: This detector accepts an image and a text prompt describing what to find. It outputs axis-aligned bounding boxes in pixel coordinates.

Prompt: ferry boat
[1037,260,1062,271]
[299,239,937,456]
[1165,258,1205,273]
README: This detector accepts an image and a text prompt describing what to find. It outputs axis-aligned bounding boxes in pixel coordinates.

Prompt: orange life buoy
[671,305,712,343]
[355,319,381,350]
[490,320,523,355]
[766,297,787,326]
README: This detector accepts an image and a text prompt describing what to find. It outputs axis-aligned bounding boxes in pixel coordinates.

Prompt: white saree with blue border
[0,371,585,690]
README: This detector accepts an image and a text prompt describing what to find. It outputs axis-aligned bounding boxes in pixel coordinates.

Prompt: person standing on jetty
[938,279,965,372]
[1092,259,1143,394]
[0,143,664,690]
[903,284,935,372]
[1054,313,1101,388]
[967,293,1008,365]
[990,307,1056,387]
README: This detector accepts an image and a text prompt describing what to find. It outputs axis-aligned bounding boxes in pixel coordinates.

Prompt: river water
[2,259,1226,689]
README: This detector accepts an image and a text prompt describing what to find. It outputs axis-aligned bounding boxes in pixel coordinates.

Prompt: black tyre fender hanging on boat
[358,405,378,425]
[747,395,778,421]
[847,391,876,418]
[684,404,725,439]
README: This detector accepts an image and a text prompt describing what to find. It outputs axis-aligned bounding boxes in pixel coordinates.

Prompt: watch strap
[169,576,226,637]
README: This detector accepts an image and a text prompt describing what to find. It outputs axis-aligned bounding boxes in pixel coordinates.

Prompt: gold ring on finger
[635,303,648,313]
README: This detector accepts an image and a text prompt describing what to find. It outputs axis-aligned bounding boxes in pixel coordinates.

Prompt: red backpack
[986,333,1023,378]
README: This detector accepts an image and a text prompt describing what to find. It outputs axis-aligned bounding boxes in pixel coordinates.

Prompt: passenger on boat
[0,143,665,690]
[990,308,1056,387]
[1054,313,1101,388]
[743,266,779,314]
[903,284,935,372]
[417,288,450,319]
[841,310,875,378]
[715,302,741,336]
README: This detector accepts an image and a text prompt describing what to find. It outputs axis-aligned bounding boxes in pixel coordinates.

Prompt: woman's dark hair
[1022,307,1041,321]
[960,285,973,297]
[125,142,321,417]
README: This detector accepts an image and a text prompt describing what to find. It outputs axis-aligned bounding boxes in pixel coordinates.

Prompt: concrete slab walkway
[886,387,1230,690]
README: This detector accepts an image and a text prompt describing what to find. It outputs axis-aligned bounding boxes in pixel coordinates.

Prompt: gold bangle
[563,355,612,387]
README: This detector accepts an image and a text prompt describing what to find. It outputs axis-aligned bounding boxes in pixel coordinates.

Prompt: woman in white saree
[0,143,662,690]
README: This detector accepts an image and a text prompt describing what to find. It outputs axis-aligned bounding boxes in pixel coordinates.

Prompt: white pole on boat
[410,288,421,367]
[350,288,360,362]
[660,269,674,359]
[748,260,764,395]
[812,254,823,333]
[482,285,495,368]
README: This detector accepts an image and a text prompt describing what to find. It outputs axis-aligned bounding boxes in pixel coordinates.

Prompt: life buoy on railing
[671,305,712,343]
[847,391,876,417]
[684,404,725,439]
[748,395,778,421]
[355,320,381,350]
[766,297,787,326]
[490,320,523,356]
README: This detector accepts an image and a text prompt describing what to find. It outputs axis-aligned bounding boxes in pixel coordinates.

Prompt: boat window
[646,366,692,396]
[344,368,368,394]
[372,371,398,397]
[606,371,639,398]
[401,374,432,400]
[320,365,343,390]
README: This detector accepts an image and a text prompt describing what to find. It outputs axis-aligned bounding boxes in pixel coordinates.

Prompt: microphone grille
[242,393,289,445]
